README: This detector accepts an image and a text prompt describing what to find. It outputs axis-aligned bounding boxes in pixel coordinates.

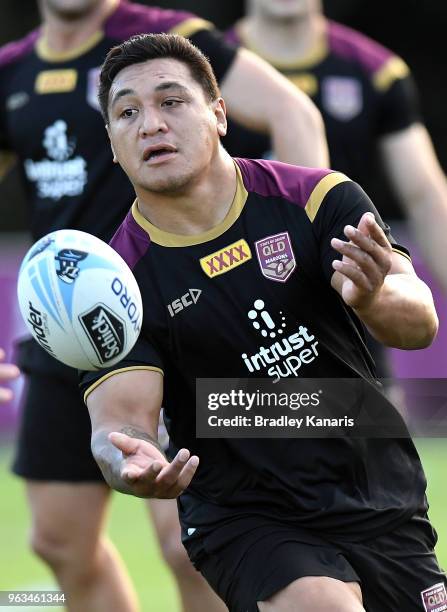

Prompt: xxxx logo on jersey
[200,239,251,278]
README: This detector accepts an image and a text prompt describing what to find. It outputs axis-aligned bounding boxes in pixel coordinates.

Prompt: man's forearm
[91,426,161,496]
[354,274,438,349]
[269,93,329,167]
[406,188,447,293]
[221,48,329,167]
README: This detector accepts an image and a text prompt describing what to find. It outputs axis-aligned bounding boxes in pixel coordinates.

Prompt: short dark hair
[98,33,220,122]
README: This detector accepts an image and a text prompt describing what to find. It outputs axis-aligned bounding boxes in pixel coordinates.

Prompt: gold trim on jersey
[35,69,78,94]
[235,19,328,70]
[372,56,410,92]
[287,73,319,96]
[391,247,412,262]
[305,172,350,222]
[83,365,164,404]
[0,151,17,181]
[169,18,214,39]
[36,30,104,63]
[132,162,248,247]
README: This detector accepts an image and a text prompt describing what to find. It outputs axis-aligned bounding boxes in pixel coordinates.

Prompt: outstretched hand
[109,431,199,499]
[331,212,393,310]
[0,348,20,403]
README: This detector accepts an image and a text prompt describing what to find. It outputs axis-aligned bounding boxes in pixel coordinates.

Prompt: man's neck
[242,10,326,64]
[135,150,237,237]
[39,0,118,54]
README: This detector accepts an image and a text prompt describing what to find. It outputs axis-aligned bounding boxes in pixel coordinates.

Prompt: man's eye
[162,99,182,108]
[120,108,137,118]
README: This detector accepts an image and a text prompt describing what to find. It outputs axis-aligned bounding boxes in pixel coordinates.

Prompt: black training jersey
[81,159,426,542]
[224,19,420,220]
[0,0,236,377]
[0,0,235,242]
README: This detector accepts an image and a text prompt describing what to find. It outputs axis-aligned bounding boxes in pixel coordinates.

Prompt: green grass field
[0,440,445,611]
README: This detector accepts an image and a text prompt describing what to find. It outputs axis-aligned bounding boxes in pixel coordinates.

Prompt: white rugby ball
[17,229,143,370]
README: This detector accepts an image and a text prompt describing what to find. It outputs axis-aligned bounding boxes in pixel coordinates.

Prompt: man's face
[107,58,226,195]
[250,0,316,20]
[42,0,103,20]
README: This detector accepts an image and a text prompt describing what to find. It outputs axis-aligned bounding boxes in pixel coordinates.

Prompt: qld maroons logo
[321,76,363,121]
[255,232,296,283]
[421,583,447,612]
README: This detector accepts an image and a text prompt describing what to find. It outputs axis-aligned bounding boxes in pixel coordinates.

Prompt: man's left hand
[331,212,393,311]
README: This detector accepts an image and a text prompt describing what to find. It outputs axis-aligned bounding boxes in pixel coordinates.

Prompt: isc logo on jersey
[17,230,142,371]
[167,289,201,317]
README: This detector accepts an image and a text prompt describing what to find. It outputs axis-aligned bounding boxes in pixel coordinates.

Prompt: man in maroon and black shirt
[82,33,444,612]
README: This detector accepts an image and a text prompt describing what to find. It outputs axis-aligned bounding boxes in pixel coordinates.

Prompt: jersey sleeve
[310,176,411,284]
[156,11,237,84]
[372,57,421,136]
[187,28,237,85]
[80,333,164,404]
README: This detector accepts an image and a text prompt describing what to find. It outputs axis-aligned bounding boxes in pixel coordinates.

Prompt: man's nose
[138,108,168,137]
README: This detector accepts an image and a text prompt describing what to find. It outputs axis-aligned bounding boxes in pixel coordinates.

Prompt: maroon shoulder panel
[234,158,333,208]
[224,26,241,46]
[109,209,151,271]
[0,29,39,69]
[327,20,395,76]
[104,0,198,41]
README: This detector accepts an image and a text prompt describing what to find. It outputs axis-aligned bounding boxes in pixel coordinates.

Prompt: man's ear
[105,124,118,163]
[214,98,227,138]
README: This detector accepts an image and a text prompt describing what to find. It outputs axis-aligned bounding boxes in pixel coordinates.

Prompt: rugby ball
[17,230,142,370]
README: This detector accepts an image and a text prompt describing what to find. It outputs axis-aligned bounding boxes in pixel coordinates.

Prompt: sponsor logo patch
[167,289,201,317]
[6,91,29,111]
[241,298,319,381]
[200,239,251,278]
[24,119,87,200]
[255,231,296,283]
[321,76,363,121]
[35,69,78,94]
[421,583,447,612]
[79,304,125,363]
[288,73,318,97]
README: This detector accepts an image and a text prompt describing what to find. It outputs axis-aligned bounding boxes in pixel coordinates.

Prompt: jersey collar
[35,0,120,63]
[131,161,248,247]
[236,18,328,71]
[36,30,104,63]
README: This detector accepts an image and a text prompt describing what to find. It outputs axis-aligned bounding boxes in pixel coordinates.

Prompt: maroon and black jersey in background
[81,159,426,543]
[0,0,235,242]
[224,20,420,221]
[0,0,236,377]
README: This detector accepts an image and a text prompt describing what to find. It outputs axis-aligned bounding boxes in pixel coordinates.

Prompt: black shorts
[184,513,446,612]
[12,372,105,482]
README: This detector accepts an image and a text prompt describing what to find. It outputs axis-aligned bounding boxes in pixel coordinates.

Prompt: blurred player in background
[225,0,447,295]
[0,348,20,403]
[0,0,328,610]
[83,33,444,612]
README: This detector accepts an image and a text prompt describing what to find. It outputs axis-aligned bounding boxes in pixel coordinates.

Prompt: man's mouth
[143,145,177,163]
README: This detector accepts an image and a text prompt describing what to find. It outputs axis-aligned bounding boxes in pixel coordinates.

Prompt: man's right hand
[109,431,199,499]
